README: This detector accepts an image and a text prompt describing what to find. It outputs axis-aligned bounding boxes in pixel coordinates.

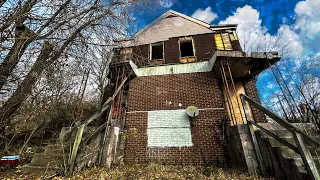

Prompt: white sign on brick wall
[147,110,193,147]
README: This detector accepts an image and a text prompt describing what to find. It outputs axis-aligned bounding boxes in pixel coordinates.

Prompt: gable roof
[134,10,211,37]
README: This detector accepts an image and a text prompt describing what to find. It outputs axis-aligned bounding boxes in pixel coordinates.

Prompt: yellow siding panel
[214,34,224,50]
[222,33,233,50]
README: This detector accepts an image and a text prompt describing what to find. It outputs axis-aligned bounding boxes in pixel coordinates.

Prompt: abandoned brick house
[22,10,320,179]
[109,10,280,165]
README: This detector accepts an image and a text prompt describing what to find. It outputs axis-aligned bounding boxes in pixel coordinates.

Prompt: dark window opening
[114,48,121,61]
[180,41,194,57]
[151,42,163,60]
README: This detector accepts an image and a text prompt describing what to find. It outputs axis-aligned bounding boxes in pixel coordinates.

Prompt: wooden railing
[240,94,320,180]
[67,77,128,176]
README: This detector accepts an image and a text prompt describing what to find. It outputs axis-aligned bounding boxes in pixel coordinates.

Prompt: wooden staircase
[255,123,320,180]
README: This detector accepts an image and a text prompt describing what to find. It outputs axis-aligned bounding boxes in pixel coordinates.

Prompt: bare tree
[0,0,153,147]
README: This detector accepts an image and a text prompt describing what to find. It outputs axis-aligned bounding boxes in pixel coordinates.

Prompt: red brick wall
[124,72,228,165]
[243,78,267,123]
[127,72,225,111]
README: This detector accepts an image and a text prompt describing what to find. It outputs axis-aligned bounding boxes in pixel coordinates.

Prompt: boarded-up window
[222,33,233,50]
[214,31,241,51]
[147,110,192,147]
[214,34,225,50]
[119,47,132,61]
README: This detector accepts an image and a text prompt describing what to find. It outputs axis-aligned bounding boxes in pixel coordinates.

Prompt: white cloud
[191,7,218,24]
[159,0,173,8]
[219,5,303,58]
[294,0,320,52]
[267,82,275,89]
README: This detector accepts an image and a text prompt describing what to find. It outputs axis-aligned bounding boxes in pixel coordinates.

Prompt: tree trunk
[0,25,36,90]
[0,41,53,148]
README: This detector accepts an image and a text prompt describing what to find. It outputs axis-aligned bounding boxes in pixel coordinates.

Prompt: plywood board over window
[214,31,240,51]
[149,42,164,65]
[222,33,233,50]
[179,36,196,63]
[147,110,193,147]
[214,34,224,50]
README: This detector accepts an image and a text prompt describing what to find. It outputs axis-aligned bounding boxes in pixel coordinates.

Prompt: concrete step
[22,163,63,176]
[259,132,320,148]
[292,157,320,169]
[256,130,293,138]
[44,144,71,154]
[265,137,296,147]
[275,146,320,159]
[31,153,68,166]
[256,123,319,135]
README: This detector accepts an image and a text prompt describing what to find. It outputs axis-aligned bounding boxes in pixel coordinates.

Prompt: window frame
[149,41,164,62]
[214,31,238,51]
[178,36,197,63]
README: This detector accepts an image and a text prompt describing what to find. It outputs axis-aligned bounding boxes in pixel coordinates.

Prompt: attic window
[179,37,196,63]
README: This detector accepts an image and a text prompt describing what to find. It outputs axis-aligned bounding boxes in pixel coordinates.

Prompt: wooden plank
[222,33,233,50]
[68,124,85,176]
[214,34,224,50]
[293,131,320,180]
[67,77,129,175]
[240,94,320,150]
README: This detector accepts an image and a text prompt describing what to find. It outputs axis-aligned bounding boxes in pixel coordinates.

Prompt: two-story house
[108,10,280,165]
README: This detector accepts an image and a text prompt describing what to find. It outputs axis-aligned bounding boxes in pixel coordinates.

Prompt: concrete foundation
[228,124,259,174]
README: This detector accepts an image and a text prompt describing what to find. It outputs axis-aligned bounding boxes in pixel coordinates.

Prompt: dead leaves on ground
[1,163,275,180]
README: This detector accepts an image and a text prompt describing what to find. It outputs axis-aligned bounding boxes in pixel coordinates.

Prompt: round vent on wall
[186,106,199,117]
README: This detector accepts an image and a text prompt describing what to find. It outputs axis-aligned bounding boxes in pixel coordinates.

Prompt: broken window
[119,47,132,61]
[150,42,164,60]
[179,37,196,63]
[149,42,164,65]
[214,32,234,50]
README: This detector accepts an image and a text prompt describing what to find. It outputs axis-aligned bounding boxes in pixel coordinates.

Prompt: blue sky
[135,0,300,35]
[132,0,320,106]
